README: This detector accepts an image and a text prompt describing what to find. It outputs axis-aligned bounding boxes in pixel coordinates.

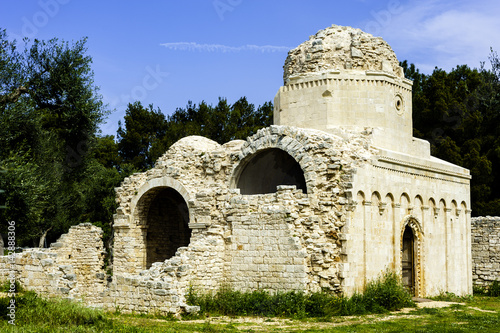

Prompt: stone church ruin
[2,25,486,315]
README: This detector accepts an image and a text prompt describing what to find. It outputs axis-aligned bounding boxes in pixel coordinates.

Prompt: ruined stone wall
[472,217,500,287]
[0,223,106,304]
[112,136,239,276]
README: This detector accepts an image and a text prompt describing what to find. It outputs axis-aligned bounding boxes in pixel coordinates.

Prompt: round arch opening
[145,187,191,268]
[236,148,307,195]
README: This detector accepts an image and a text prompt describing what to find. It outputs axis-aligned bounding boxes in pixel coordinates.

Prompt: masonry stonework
[471,217,500,287]
[0,223,106,305]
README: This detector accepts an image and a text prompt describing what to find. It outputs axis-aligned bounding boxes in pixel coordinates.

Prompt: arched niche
[131,178,193,269]
[234,148,307,195]
[414,195,424,222]
[144,187,191,268]
[371,191,381,205]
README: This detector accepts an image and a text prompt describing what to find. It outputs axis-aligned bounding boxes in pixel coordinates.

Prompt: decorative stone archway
[400,215,424,297]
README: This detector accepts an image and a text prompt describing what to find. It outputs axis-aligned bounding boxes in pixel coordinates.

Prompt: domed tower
[274,25,419,154]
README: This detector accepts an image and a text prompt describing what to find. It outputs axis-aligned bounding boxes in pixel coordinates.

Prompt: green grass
[0,291,115,332]
[0,292,499,332]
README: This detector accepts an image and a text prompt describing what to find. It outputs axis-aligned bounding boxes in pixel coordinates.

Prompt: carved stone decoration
[433,207,440,218]
[379,202,387,215]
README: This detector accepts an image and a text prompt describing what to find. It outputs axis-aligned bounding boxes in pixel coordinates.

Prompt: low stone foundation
[471,217,500,287]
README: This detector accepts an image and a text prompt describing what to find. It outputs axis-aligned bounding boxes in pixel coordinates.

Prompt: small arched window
[236,148,307,195]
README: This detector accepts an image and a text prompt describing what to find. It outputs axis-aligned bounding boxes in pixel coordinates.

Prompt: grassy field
[0,292,499,332]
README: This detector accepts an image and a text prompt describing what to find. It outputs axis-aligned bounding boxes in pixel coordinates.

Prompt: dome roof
[170,135,221,152]
[283,25,403,84]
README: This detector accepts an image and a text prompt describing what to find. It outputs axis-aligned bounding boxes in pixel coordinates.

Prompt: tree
[117,102,167,171]
[116,97,274,173]
[402,50,500,216]
[0,30,108,246]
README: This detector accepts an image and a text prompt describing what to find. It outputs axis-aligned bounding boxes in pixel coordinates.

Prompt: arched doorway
[402,225,415,294]
[236,148,307,194]
[145,187,191,268]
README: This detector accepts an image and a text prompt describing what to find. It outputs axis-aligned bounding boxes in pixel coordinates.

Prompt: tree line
[0,30,499,247]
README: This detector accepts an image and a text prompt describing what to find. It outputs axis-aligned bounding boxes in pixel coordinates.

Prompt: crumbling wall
[111,125,374,305]
[0,223,106,304]
[472,216,500,287]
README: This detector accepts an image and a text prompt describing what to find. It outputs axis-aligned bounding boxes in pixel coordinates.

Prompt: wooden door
[402,226,414,295]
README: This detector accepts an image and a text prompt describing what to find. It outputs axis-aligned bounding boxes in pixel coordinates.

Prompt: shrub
[363,270,415,312]
[187,269,414,318]
[0,279,23,293]
[187,286,309,317]
[304,291,333,317]
[487,280,500,297]
[473,285,487,295]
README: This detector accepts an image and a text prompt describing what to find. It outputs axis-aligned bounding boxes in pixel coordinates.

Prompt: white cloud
[160,42,291,53]
[366,0,500,72]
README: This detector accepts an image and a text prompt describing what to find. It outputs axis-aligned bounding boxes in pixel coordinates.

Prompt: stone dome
[283,25,403,84]
[170,135,221,152]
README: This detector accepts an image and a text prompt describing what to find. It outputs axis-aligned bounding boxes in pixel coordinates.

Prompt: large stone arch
[234,148,307,194]
[400,215,424,297]
[230,131,316,194]
[130,177,193,269]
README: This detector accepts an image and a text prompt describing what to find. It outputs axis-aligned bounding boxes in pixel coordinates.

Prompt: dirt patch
[468,306,496,313]
[416,301,464,308]
[177,301,490,331]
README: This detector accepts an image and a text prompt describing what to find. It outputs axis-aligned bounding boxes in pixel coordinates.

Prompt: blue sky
[1,0,499,136]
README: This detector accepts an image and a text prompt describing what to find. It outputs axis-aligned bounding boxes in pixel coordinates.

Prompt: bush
[363,270,415,312]
[0,279,23,293]
[187,286,309,318]
[473,285,487,295]
[187,269,414,318]
[487,280,500,297]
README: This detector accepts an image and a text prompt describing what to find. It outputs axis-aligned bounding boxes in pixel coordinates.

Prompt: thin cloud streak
[160,42,291,53]
[373,0,500,73]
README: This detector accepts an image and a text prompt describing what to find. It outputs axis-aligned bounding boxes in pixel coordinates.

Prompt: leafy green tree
[117,102,167,171]
[159,97,273,148]
[402,50,500,216]
[0,30,108,246]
